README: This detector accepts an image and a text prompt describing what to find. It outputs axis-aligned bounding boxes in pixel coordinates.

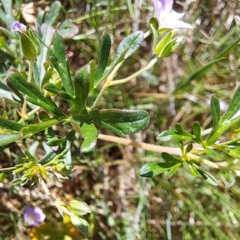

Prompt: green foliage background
[1,0,240,239]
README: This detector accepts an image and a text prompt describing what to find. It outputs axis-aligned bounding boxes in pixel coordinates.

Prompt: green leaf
[210,97,221,130]
[162,152,182,163]
[70,200,91,216]
[94,34,111,84]
[139,162,179,178]
[44,1,61,25]
[186,144,193,153]
[0,0,15,30]
[207,87,240,145]
[39,151,56,165]
[80,122,98,154]
[196,168,218,186]
[8,69,65,118]
[0,118,25,131]
[165,163,181,177]
[51,32,74,95]
[157,128,180,142]
[21,119,61,137]
[221,86,240,123]
[204,147,219,159]
[188,164,199,177]
[192,122,202,143]
[91,109,149,137]
[71,68,89,115]
[94,31,144,88]
[0,133,19,147]
[149,17,159,49]
[228,148,240,159]
[175,124,194,138]
[89,60,95,92]
[71,215,90,237]
[47,137,66,146]
[44,83,63,94]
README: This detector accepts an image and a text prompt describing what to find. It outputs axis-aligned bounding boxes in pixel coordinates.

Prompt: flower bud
[21,29,41,59]
[12,21,41,59]
[154,31,182,58]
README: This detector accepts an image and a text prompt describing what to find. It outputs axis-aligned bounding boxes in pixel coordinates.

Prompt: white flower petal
[169,10,185,21]
[161,0,173,14]
[174,20,194,29]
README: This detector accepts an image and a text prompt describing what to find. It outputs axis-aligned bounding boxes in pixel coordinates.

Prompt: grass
[1,0,240,239]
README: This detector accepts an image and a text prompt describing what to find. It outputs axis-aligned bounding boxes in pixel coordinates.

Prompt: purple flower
[153,0,193,29]
[12,21,26,33]
[24,206,46,227]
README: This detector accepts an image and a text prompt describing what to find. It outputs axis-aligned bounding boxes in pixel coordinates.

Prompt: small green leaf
[71,215,90,237]
[149,17,159,49]
[80,122,98,154]
[175,124,194,139]
[139,162,179,178]
[47,137,66,146]
[91,109,149,137]
[196,168,218,186]
[157,128,180,142]
[21,119,61,137]
[221,86,240,123]
[228,148,240,159]
[165,163,181,177]
[70,200,91,216]
[210,97,221,130]
[8,69,65,118]
[89,60,95,92]
[44,1,61,25]
[39,151,56,165]
[204,147,219,159]
[94,34,111,84]
[188,164,199,177]
[162,152,182,163]
[0,118,25,131]
[186,144,193,153]
[52,32,74,95]
[207,87,240,145]
[44,83,62,94]
[71,68,89,115]
[0,133,19,147]
[192,122,202,143]
[94,31,144,88]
